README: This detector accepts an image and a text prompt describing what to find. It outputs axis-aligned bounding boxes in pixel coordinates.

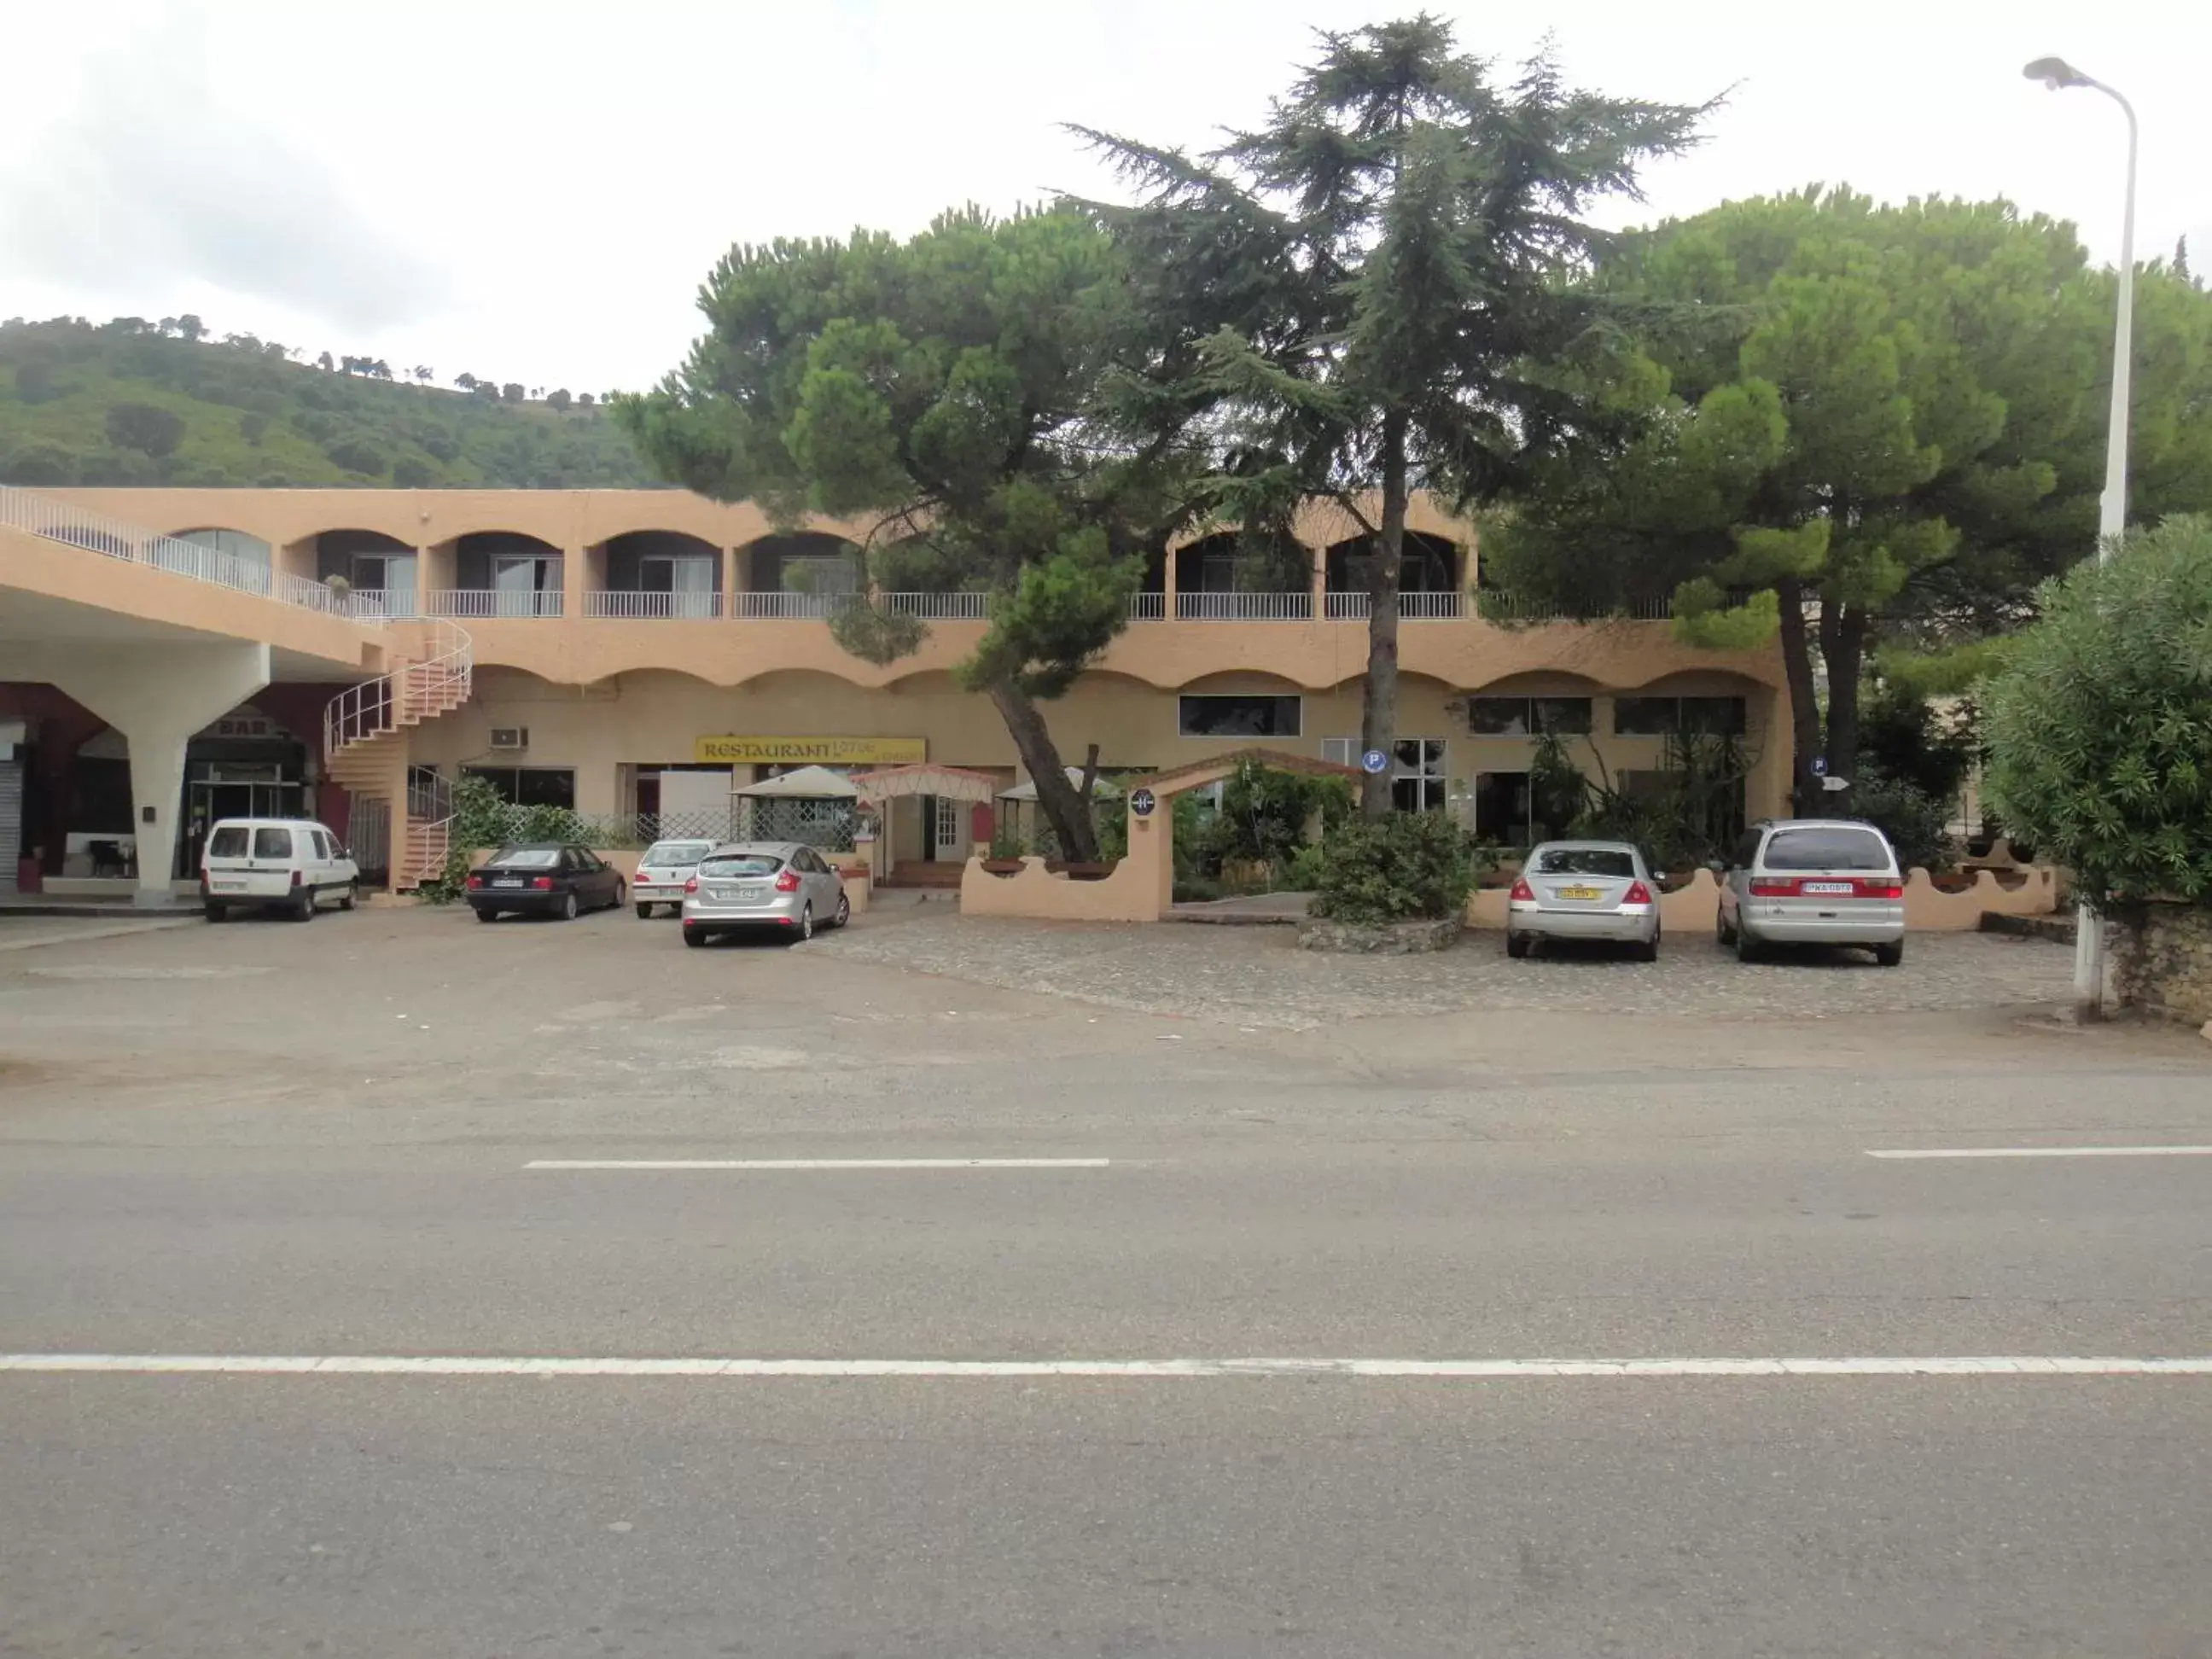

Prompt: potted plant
[981,824,1027,876]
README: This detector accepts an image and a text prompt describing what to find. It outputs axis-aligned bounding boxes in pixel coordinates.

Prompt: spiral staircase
[323,620,474,890]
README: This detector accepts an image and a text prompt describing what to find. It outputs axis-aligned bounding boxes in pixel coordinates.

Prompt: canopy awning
[847,763,1000,805]
[731,765,859,800]
[998,766,1125,803]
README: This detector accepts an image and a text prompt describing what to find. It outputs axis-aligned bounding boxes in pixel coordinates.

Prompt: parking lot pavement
[820,911,2080,1029]
[0,914,197,953]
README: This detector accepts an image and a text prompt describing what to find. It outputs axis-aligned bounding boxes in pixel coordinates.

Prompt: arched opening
[597,530,722,618]
[306,528,416,616]
[1173,530,1312,620]
[166,527,273,595]
[1324,531,1463,618]
[453,531,563,618]
[737,533,862,618]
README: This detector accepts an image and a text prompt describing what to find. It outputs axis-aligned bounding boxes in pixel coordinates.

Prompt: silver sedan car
[680,841,850,946]
[1505,840,1662,961]
[632,838,717,918]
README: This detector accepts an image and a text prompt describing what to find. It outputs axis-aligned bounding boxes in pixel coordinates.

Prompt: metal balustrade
[1127,591,1166,621]
[731,591,852,620]
[1173,591,1314,621]
[422,589,565,619]
[1323,591,1468,620]
[881,591,991,620]
[584,590,722,619]
[0,484,376,620]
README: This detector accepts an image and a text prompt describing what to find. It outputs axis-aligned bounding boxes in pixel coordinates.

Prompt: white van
[200,818,361,922]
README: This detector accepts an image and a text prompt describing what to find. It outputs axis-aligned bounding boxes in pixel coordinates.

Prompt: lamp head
[2024,56,2091,90]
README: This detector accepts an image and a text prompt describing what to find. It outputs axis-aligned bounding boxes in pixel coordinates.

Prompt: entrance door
[931,795,963,861]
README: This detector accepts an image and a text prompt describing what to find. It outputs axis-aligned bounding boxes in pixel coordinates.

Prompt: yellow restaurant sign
[693,735,927,765]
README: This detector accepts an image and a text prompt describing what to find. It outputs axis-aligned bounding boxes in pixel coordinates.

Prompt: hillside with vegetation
[0,315,659,490]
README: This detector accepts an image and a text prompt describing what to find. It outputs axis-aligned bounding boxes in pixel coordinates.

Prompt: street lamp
[2023,55,2137,1021]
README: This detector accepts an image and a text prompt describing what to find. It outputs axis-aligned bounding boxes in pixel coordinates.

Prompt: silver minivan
[680,841,849,946]
[1714,818,1906,965]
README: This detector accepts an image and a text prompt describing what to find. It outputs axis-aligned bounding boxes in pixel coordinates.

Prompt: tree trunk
[987,679,1100,863]
[1820,605,1868,813]
[1774,577,1822,818]
[1359,411,1408,820]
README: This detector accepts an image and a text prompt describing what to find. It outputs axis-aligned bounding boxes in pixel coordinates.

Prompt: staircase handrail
[323,618,474,762]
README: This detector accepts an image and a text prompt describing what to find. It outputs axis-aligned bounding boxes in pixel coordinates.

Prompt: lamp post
[2024,55,2137,1021]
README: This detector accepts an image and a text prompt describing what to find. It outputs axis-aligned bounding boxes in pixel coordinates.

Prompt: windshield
[641,841,713,868]
[1762,827,1892,872]
[490,847,562,869]
[698,855,783,879]
[1533,847,1636,878]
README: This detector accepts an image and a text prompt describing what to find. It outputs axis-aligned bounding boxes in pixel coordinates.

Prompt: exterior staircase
[324,620,473,890]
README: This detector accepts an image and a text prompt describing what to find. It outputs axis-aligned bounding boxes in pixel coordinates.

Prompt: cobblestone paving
[822,913,2077,1030]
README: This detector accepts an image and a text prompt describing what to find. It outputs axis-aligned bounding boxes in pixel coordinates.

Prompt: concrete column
[13,643,271,905]
[561,542,588,619]
[724,545,742,612]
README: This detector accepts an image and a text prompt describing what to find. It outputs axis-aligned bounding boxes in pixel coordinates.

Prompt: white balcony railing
[584,590,722,619]
[1174,591,1313,621]
[0,485,377,621]
[423,588,565,619]
[1323,591,1467,620]
[1128,591,1166,621]
[881,591,991,620]
[337,588,422,620]
[1475,593,1674,623]
[732,591,853,620]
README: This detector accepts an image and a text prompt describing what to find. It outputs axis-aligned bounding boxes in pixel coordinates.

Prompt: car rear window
[1532,847,1636,878]
[492,847,562,869]
[1761,826,1892,871]
[207,827,248,859]
[642,841,713,867]
[698,855,782,879]
[253,828,293,859]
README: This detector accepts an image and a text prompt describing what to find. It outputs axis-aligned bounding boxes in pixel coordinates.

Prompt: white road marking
[2,1354,2208,1378]
[522,1158,1114,1171]
[1866,1146,2212,1160]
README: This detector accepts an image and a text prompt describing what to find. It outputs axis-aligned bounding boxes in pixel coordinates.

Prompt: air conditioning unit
[488,726,529,751]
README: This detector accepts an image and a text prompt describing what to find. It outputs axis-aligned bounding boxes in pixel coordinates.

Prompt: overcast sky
[3,0,2201,396]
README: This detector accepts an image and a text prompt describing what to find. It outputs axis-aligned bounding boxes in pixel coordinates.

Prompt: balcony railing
[0,485,376,620]
[585,590,722,619]
[732,591,854,620]
[1128,591,1166,621]
[423,588,564,619]
[1174,591,1313,621]
[881,591,991,620]
[338,588,422,620]
[1323,591,1467,620]
[1476,592,1674,623]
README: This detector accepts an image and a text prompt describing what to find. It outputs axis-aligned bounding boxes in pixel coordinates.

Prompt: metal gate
[0,758,21,894]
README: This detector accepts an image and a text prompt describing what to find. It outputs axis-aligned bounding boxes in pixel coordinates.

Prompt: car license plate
[1556,885,1602,901]
[1802,881,1853,895]
[493,878,523,888]
[213,880,244,891]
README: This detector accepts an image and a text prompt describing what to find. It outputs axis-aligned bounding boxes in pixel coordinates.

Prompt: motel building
[0,485,1789,905]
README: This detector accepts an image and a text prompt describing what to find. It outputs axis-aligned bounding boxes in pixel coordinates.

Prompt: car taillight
[1748,878,1800,897]
[532,876,554,890]
[1508,877,1534,901]
[684,876,699,894]
[466,874,483,890]
[774,870,800,893]
[290,869,303,889]
[1622,881,1653,905]
[1855,878,1904,899]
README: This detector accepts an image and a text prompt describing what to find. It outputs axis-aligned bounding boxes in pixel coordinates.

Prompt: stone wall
[2112,903,2212,1026]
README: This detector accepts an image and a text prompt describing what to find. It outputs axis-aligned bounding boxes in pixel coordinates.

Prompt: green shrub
[1982,516,2212,905]
[1283,841,1329,891]
[1850,769,1955,874]
[1193,760,1353,875]
[1307,812,1480,925]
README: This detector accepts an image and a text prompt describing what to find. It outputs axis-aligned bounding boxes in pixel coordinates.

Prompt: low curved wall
[958,855,1156,923]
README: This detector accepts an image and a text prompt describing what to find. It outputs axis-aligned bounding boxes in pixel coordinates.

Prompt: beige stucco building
[1,485,1789,901]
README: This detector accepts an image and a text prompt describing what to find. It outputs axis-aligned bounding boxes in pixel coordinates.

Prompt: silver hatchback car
[680,841,850,946]
[1506,840,1662,961]
[633,838,717,918]
[1715,818,1906,966]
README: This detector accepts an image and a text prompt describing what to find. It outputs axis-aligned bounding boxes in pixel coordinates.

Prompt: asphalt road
[1,910,2208,1656]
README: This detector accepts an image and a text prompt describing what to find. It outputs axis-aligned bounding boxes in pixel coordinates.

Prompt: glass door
[492,556,551,617]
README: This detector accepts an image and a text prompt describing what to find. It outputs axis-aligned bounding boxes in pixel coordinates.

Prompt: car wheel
[338,882,358,912]
[795,904,813,943]
[558,891,579,922]
[1636,928,1661,963]
[682,927,707,948]
[203,903,226,923]
[1874,939,1904,968]
[834,894,851,928]
[636,902,653,920]
[1505,931,1531,959]
[290,891,316,922]
[609,879,626,911]
[1734,920,1763,963]
[475,907,498,923]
